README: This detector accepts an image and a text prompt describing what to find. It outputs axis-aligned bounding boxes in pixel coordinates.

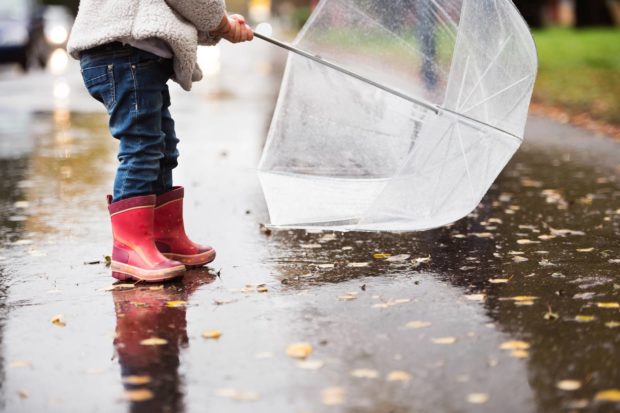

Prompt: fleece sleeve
[164,0,227,32]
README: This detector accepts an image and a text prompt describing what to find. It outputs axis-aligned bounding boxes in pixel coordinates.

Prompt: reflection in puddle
[113,270,215,412]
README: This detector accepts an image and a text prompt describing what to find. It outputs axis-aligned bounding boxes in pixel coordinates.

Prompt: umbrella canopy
[258,0,538,231]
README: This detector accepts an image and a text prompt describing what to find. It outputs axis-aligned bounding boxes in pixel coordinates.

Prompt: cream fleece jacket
[67,0,226,91]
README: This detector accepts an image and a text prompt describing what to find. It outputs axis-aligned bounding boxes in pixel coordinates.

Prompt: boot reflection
[112,269,216,413]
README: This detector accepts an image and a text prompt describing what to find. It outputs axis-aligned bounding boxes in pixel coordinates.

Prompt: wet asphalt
[0,39,619,413]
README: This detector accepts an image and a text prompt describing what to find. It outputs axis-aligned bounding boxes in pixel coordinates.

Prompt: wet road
[0,40,619,413]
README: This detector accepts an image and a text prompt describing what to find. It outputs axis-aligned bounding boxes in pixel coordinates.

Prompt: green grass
[533,28,620,124]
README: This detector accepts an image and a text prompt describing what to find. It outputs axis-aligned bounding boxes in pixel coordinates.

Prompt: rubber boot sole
[163,249,216,268]
[111,261,186,283]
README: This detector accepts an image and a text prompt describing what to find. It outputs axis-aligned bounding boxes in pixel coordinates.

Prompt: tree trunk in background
[575,0,614,27]
[513,0,545,28]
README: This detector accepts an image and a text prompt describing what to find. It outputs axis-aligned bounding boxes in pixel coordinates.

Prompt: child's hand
[210,14,254,43]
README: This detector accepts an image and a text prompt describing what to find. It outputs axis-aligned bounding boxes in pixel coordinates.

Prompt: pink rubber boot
[108,195,186,282]
[154,187,216,267]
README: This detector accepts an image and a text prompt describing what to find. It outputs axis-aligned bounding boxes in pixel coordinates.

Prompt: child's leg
[80,44,173,200]
[154,84,180,195]
[112,53,175,201]
[153,87,216,267]
[80,45,185,282]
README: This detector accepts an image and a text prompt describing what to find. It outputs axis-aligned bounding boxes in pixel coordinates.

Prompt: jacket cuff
[198,30,222,46]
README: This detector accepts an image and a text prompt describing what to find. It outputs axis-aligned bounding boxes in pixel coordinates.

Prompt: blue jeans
[80,43,180,202]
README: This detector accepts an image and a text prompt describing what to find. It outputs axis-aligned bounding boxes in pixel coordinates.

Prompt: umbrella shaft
[254,32,439,114]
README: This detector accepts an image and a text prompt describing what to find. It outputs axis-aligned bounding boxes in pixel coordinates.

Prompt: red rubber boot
[108,194,186,282]
[154,187,216,267]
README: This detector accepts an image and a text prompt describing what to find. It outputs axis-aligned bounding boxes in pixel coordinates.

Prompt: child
[67,1,253,282]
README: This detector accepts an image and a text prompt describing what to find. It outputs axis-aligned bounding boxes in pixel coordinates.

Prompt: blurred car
[43,5,73,49]
[0,0,49,71]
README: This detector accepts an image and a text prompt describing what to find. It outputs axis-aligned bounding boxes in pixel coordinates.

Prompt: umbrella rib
[455,122,476,203]
[493,0,508,39]
[429,123,456,214]
[429,0,459,32]
[460,74,533,114]
[457,35,513,112]
[427,6,458,41]
[454,56,471,109]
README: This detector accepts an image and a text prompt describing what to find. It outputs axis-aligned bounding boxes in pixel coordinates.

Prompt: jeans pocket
[81,64,116,113]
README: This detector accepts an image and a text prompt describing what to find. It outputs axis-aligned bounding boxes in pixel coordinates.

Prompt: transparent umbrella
[257,0,538,231]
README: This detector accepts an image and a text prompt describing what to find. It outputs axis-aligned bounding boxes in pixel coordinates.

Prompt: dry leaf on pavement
[387,371,412,382]
[287,342,313,360]
[51,314,66,327]
[122,389,154,402]
[556,380,582,391]
[140,337,168,346]
[202,330,222,340]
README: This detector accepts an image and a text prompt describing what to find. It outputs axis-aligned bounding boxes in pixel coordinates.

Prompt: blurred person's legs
[80,43,185,282]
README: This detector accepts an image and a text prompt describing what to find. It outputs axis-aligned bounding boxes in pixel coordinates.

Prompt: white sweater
[67,0,226,91]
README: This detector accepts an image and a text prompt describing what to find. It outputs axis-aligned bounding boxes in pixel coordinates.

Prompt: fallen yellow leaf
[517,239,540,245]
[500,340,530,351]
[605,321,620,329]
[576,248,594,253]
[202,330,222,340]
[510,350,529,358]
[595,389,620,402]
[406,321,432,329]
[432,337,457,345]
[489,278,510,284]
[122,375,151,385]
[287,342,313,360]
[500,296,538,305]
[140,337,168,346]
[165,301,187,308]
[538,234,556,241]
[338,293,358,301]
[556,380,582,391]
[123,389,154,402]
[575,315,596,323]
[515,300,535,306]
[597,302,620,309]
[350,369,379,379]
[467,393,489,404]
[372,253,392,259]
[387,371,412,382]
[257,286,269,293]
[51,314,66,327]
